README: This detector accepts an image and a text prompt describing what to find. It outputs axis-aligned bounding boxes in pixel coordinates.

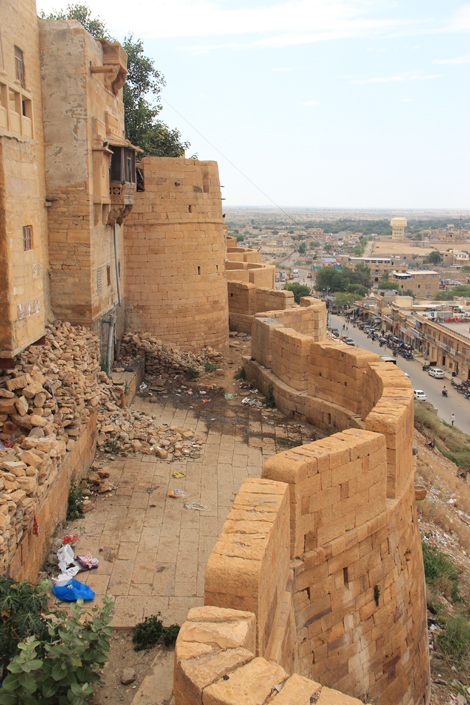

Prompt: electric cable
[161,96,311,234]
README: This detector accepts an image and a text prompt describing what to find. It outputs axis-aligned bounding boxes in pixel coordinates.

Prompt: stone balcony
[108,181,134,226]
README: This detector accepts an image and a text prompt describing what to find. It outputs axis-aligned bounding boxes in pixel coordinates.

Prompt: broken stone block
[30,414,48,428]
[120,668,136,685]
[22,382,46,399]
[0,398,18,415]
[14,396,29,416]
[17,451,43,468]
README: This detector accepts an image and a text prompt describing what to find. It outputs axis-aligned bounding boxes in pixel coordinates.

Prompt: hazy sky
[38,0,470,209]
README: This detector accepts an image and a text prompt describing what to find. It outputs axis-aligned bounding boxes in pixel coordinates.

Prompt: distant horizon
[225,206,470,212]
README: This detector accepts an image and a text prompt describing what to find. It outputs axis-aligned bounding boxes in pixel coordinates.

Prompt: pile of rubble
[120,332,223,376]
[0,322,207,573]
[96,402,203,460]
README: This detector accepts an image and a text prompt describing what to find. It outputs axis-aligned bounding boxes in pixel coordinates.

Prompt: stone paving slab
[69,394,317,628]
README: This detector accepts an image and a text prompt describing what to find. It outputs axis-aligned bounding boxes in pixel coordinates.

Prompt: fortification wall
[124,158,229,351]
[176,306,429,705]
[228,282,296,332]
[225,261,275,288]
[175,606,369,705]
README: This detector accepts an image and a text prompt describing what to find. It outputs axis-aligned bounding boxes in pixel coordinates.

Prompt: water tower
[391,216,407,241]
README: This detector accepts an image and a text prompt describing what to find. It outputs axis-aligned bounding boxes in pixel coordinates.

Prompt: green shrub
[438,610,470,663]
[0,578,51,675]
[0,595,114,705]
[204,361,219,373]
[422,541,461,602]
[234,366,246,381]
[414,405,470,471]
[133,613,180,651]
[263,383,275,409]
[186,365,200,380]
[67,482,84,521]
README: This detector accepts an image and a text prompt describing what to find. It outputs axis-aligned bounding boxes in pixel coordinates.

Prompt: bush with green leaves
[234,366,246,381]
[66,482,85,521]
[263,383,275,409]
[133,613,180,651]
[422,540,461,602]
[0,595,114,705]
[0,577,52,675]
[438,610,470,663]
[204,361,219,373]
[186,365,200,380]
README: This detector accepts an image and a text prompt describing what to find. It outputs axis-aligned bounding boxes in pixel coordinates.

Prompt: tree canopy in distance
[38,3,193,159]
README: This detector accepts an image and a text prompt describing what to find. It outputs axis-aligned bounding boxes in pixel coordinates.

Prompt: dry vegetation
[414,403,470,702]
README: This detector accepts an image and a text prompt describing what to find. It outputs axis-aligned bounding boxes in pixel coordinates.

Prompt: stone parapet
[174,606,370,705]
[192,428,429,705]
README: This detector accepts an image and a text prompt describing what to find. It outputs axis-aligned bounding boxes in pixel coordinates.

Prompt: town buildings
[389,269,440,299]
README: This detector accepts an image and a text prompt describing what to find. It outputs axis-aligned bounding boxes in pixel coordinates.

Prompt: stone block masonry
[125,158,229,352]
[175,303,429,705]
[174,606,370,705]
[191,428,429,704]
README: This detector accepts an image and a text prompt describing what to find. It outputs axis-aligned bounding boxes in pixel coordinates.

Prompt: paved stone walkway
[70,395,317,627]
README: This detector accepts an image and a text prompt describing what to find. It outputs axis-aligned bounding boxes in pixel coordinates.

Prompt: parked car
[428,368,444,379]
[414,390,427,401]
[345,338,355,346]
[331,328,340,337]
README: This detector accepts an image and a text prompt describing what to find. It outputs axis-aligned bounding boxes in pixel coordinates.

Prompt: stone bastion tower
[124,157,229,352]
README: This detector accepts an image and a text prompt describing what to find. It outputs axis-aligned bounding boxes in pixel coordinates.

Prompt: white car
[414,390,427,401]
[428,368,444,379]
[345,338,355,346]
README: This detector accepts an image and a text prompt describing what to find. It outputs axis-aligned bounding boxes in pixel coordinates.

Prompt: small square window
[107,265,111,286]
[23,225,32,251]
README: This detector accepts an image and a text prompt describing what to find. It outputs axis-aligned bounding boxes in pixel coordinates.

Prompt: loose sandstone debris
[120,332,223,376]
[0,321,206,574]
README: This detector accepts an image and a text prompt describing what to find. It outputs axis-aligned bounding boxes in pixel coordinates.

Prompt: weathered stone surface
[203,657,287,705]
[30,414,48,427]
[14,396,29,416]
[120,668,136,685]
[18,452,43,468]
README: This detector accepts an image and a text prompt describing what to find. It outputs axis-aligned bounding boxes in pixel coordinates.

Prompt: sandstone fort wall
[227,281,296,333]
[175,303,429,705]
[125,157,229,352]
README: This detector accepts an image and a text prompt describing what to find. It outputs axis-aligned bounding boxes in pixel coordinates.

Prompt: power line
[161,96,311,234]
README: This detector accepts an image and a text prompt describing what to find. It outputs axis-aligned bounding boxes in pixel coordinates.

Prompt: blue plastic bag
[52,578,95,602]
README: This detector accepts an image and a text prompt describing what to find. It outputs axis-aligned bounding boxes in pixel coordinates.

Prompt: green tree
[401,289,415,298]
[460,265,470,272]
[283,283,311,304]
[298,242,307,255]
[435,285,470,300]
[425,250,442,264]
[324,244,333,253]
[314,267,345,292]
[39,3,191,158]
[334,292,363,307]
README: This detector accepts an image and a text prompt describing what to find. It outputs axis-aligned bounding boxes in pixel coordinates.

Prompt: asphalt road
[328,313,470,436]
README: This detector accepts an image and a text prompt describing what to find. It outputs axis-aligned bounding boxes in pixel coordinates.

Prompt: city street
[328,313,470,436]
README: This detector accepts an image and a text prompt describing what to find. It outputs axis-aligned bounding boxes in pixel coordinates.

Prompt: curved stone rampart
[225,261,275,288]
[175,305,429,705]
